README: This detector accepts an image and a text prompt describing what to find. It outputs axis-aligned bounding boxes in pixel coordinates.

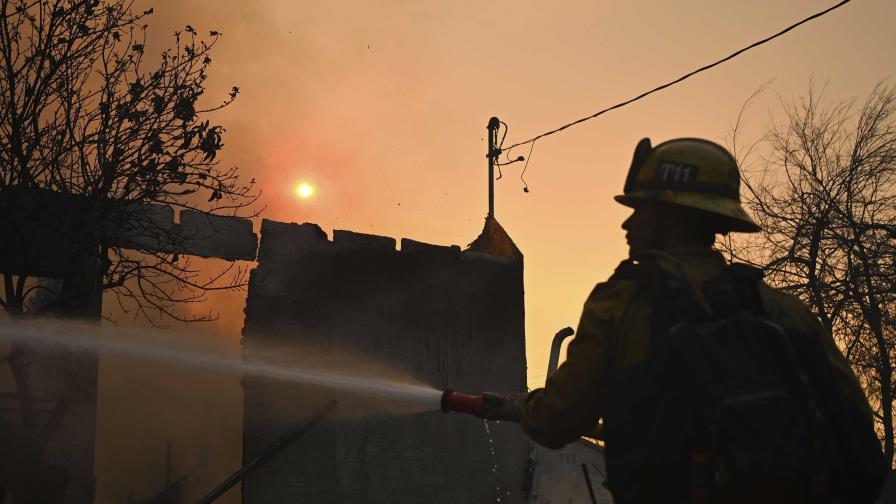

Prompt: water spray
[0,321,443,410]
[0,320,530,422]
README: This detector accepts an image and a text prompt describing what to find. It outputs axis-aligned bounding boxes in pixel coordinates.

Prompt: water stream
[0,320,443,409]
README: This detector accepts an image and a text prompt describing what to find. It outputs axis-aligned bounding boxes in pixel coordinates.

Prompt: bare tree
[0,0,259,324]
[724,81,896,465]
[0,2,258,500]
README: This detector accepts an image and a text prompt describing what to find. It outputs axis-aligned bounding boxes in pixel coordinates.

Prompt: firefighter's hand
[477,392,527,422]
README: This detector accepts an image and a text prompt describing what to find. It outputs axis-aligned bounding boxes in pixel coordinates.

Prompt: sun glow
[295,182,315,199]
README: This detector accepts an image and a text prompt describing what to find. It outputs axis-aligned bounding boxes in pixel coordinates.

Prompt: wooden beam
[0,187,258,278]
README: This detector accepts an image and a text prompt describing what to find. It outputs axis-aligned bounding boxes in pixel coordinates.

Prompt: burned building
[0,186,258,504]
[241,216,529,503]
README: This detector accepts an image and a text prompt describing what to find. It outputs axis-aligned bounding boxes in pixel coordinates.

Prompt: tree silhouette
[0,1,258,501]
[0,0,259,324]
[725,81,896,466]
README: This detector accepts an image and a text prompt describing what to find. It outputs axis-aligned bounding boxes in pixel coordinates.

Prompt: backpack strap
[607,258,639,281]
[701,263,766,317]
[629,251,714,350]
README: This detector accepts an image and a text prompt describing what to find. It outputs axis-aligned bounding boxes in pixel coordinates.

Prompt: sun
[295,182,315,199]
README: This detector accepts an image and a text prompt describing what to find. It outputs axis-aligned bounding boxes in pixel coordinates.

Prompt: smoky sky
[93,1,894,501]
[127,0,896,378]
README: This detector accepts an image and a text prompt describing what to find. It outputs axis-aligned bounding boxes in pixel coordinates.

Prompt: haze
[91,1,895,502]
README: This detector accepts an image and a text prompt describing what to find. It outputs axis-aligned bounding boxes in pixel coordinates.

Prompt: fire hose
[440,328,577,423]
[439,328,605,439]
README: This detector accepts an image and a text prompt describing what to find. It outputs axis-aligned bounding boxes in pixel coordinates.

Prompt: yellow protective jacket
[521,248,873,449]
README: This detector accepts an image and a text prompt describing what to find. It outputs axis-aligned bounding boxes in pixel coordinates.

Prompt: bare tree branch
[0,0,259,324]
[725,80,896,466]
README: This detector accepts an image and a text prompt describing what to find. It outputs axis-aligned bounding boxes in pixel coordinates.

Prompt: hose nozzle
[440,389,525,423]
[440,389,484,416]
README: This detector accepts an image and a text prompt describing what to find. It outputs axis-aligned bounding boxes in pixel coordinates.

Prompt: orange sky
[94,1,896,501]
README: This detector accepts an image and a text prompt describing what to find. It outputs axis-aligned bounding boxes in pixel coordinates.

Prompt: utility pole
[487,117,501,218]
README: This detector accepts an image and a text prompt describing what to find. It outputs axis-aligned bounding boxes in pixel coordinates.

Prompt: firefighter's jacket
[521,247,873,449]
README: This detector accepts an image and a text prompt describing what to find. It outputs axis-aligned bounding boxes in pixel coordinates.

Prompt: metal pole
[547,327,575,378]
[487,117,500,218]
[193,400,338,504]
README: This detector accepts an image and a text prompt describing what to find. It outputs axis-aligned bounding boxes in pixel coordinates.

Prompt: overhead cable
[497,0,852,154]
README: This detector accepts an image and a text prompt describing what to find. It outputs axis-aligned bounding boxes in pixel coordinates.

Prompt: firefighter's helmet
[615,137,760,233]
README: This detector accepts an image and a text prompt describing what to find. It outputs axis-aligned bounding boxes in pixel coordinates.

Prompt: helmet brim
[615,191,761,233]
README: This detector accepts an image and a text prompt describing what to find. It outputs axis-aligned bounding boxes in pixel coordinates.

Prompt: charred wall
[241,218,528,503]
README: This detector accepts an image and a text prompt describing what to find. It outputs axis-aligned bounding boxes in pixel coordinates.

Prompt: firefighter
[454,137,886,503]
[522,138,872,448]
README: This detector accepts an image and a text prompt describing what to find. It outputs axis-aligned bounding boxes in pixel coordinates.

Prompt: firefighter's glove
[477,392,527,423]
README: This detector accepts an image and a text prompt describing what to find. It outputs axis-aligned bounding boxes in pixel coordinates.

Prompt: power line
[497,0,852,154]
